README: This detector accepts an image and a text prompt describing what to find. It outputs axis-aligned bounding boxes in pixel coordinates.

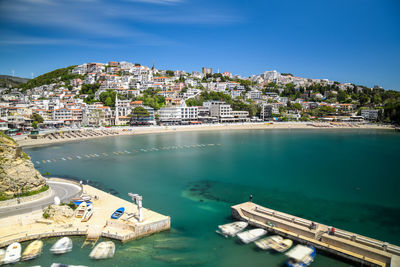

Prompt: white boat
[217,221,248,237]
[89,241,115,259]
[50,237,73,254]
[81,204,93,222]
[3,242,21,264]
[22,240,43,261]
[51,264,88,267]
[75,202,87,218]
[0,249,5,265]
[270,238,293,253]
[285,245,316,267]
[254,235,283,250]
[237,228,267,244]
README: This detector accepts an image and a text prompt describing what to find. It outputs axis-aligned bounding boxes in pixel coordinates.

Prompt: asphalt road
[0,180,82,218]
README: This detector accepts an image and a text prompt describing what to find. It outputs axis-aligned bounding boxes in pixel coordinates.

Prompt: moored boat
[270,238,293,253]
[89,241,115,259]
[81,204,93,222]
[285,245,316,267]
[22,240,43,261]
[75,202,88,218]
[237,228,267,244]
[50,237,73,254]
[72,194,91,202]
[217,221,248,237]
[3,242,21,264]
[111,207,125,219]
[254,235,283,250]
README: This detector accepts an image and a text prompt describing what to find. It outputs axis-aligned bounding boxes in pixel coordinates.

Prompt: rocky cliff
[0,132,46,199]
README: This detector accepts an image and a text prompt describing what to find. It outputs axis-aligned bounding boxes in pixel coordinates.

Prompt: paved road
[0,180,82,218]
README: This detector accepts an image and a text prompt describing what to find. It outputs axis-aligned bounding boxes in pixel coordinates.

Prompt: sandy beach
[17,122,394,148]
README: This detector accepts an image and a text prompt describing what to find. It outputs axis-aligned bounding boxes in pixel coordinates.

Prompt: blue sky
[0,0,399,90]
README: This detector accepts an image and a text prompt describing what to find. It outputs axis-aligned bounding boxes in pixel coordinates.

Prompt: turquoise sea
[21,129,400,267]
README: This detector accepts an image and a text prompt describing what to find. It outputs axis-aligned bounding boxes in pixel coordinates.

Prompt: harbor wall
[231,202,397,267]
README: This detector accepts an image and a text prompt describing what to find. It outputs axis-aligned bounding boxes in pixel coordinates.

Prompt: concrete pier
[232,202,400,267]
[0,182,170,248]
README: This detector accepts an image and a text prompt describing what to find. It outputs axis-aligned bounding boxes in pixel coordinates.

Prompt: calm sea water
[21,129,400,267]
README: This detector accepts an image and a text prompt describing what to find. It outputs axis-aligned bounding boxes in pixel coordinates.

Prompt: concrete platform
[0,182,170,248]
[232,202,400,267]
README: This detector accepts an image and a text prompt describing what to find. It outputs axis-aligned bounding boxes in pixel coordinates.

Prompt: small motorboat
[81,204,93,222]
[3,242,21,264]
[72,195,91,202]
[237,228,267,244]
[216,221,248,237]
[285,245,316,267]
[255,235,283,250]
[89,241,115,259]
[51,264,88,267]
[22,240,43,261]
[50,237,73,254]
[270,238,293,253]
[75,202,88,218]
[111,207,125,219]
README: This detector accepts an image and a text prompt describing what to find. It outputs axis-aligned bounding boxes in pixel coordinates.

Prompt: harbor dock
[232,202,400,267]
[0,179,170,248]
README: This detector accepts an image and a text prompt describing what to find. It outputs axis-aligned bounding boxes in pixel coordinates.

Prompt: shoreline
[17,122,395,148]
[0,177,170,248]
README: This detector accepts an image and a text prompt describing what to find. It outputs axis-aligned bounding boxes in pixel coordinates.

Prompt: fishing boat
[216,221,248,237]
[111,207,125,219]
[81,204,93,222]
[3,242,21,264]
[237,228,267,244]
[50,237,73,254]
[254,235,283,250]
[89,241,115,259]
[22,240,43,261]
[75,202,88,218]
[270,238,293,253]
[285,245,316,267]
[0,249,5,265]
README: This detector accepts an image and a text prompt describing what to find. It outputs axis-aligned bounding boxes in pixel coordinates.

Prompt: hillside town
[0,61,398,133]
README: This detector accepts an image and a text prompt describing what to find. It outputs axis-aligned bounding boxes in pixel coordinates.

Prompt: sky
[0,0,399,90]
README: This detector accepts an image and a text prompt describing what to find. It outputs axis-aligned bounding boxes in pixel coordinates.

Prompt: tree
[166,70,174,77]
[130,106,150,122]
[290,103,302,111]
[99,90,117,107]
[32,121,38,129]
[337,90,349,103]
[31,113,44,123]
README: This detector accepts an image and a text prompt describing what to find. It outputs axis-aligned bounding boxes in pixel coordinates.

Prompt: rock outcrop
[0,133,46,198]
[43,204,74,223]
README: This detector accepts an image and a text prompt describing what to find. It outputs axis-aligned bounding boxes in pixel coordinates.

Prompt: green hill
[0,75,30,88]
[18,65,80,91]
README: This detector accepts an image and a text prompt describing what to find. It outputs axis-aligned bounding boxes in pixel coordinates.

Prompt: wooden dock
[232,202,400,267]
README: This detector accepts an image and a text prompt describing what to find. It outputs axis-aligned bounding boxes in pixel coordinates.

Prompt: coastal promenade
[0,180,170,248]
[232,202,400,267]
[17,122,394,148]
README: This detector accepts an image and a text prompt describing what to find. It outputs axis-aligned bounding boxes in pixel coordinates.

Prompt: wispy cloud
[0,0,241,47]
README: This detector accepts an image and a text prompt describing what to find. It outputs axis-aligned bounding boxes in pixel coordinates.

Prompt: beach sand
[17,122,394,148]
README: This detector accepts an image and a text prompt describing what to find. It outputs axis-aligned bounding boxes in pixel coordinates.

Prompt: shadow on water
[183,180,400,246]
